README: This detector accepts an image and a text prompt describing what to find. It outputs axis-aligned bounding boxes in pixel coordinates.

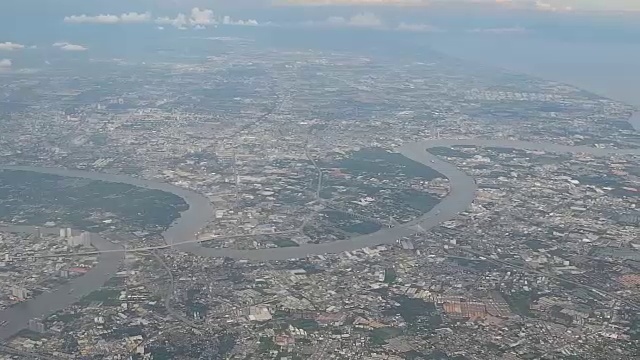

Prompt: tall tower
[123,243,129,310]
[233,149,240,210]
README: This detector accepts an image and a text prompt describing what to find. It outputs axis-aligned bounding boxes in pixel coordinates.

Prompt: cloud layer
[276,0,637,12]
[0,42,25,51]
[223,16,260,26]
[311,12,385,28]
[53,42,88,52]
[0,59,12,68]
[396,22,442,32]
[64,12,152,24]
[276,0,429,5]
[65,8,262,30]
[469,26,527,33]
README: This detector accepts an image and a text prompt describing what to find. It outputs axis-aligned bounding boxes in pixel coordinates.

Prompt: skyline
[3,0,640,14]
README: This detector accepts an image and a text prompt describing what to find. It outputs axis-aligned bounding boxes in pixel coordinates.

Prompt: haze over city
[0,0,639,359]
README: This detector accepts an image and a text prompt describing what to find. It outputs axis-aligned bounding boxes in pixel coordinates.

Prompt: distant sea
[430,35,640,113]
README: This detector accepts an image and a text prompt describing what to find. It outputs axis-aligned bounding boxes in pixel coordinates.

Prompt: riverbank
[0,226,123,340]
[3,138,640,262]
[185,138,640,260]
[1,137,639,338]
[0,166,215,246]
[0,164,215,341]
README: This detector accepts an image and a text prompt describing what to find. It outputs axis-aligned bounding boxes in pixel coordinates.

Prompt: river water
[0,166,214,341]
[1,138,639,340]
[0,226,122,340]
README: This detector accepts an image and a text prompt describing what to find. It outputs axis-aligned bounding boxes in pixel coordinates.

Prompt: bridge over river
[1,136,639,341]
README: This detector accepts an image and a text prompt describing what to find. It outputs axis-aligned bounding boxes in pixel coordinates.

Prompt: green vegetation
[47,312,82,324]
[387,296,437,323]
[398,190,440,213]
[382,295,442,333]
[322,210,382,235]
[503,291,534,318]
[258,336,278,352]
[0,169,188,233]
[335,147,442,180]
[525,239,546,251]
[272,238,300,247]
[628,316,640,340]
[383,268,397,284]
[290,318,319,331]
[15,329,48,341]
[78,289,121,306]
[370,327,403,345]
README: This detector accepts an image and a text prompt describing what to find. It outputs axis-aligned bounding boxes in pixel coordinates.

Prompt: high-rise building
[11,286,30,301]
[67,232,91,247]
[28,318,46,333]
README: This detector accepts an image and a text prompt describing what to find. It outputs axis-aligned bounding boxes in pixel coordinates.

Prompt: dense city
[0,25,639,360]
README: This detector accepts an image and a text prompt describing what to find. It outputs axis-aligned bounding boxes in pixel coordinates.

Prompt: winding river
[0,168,214,341]
[1,137,639,341]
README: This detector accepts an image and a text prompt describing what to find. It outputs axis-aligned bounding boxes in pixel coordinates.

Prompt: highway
[6,139,637,262]
[0,229,123,341]
[184,138,639,260]
[305,140,323,200]
[1,136,639,341]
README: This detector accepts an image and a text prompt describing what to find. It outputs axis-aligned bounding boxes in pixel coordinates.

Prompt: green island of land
[0,169,188,234]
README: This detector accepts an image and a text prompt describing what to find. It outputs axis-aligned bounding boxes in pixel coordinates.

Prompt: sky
[1,0,639,107]
[2,0,640,14]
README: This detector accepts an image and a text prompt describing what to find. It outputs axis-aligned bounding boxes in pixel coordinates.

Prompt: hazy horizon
[2,3,639,108]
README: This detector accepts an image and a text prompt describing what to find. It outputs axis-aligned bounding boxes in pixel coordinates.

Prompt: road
[1,136,639,340]
[305,140,323,200]
[184,139,639,260]
[0,227,123,341]
[6,139,637,262]
[0,344,63,359]
[152,252,203,332]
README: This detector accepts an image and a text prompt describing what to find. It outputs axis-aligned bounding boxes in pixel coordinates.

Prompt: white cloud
[313,12,384,28]
[535,1,554,11]
[53,42,88,51]
[0,59,12,68]
[222,16,260,26]
[0,42,25,51]
[64,14,120,24]
[155,13,188,29]
[64,12,151,24]
[325,16,347,25]
[396,22,442,32]
[155,8,218,29]
[276,0,637,11]
[119,12,152,23]
[469,26,527,33]
[348,12,383,27]
[276,0,428,5]
[189,7,216,26]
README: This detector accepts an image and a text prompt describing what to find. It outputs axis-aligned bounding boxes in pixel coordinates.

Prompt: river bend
[1,138,639,340]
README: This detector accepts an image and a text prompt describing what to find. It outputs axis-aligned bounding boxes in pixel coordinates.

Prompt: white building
[11,286,30,301]
[67,232,92,247]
